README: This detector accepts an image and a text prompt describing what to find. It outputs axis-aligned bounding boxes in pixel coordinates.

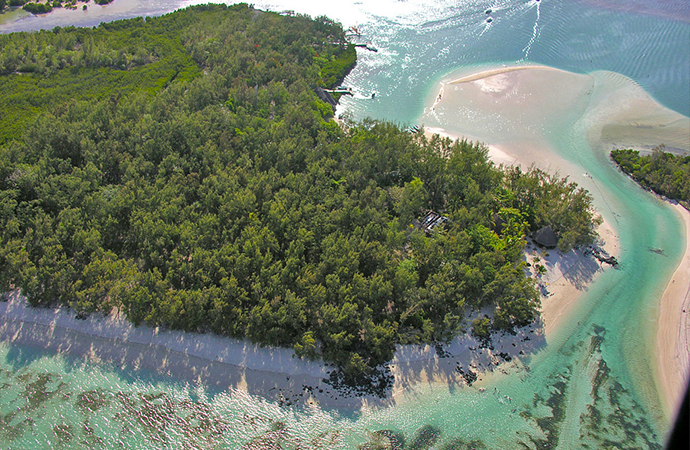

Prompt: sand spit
[583,71,690,155]
[447,65,560,85]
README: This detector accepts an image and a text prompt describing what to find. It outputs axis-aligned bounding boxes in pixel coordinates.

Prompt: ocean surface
[1,1,689,448]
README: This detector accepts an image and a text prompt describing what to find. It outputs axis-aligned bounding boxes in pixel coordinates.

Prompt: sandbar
[448,64,560,85]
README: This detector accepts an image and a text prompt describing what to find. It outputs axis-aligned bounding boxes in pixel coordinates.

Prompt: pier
[322,87,354,96]
[354,42,378,52]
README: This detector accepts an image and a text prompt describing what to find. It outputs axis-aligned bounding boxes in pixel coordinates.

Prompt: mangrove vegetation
[611,146,690,209]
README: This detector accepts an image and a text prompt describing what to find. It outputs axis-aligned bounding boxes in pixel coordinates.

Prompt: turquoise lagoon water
[1,1,689,448]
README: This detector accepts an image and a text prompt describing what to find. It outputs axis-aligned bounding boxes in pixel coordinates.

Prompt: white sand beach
[0,287,551,410]
[656,203,690,418]
[529,220,619,337]
[0,291,375,409]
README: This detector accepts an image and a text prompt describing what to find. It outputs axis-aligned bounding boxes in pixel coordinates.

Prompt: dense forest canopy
[611,147,690,209]
[0,4,600,381]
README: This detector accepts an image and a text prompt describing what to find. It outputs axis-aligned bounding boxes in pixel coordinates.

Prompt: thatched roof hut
[533,226,558,248]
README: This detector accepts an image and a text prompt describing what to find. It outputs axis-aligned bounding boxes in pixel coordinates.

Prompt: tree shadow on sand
[1,288,549,417]
[554,250,602,291]
[385,318,547,405]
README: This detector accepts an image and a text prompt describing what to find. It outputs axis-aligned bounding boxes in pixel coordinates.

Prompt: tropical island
[0,3,601,389]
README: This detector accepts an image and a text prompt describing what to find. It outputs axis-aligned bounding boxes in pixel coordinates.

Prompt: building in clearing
[416,210,449,233]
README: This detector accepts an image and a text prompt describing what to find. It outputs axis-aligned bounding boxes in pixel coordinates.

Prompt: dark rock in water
[589,247,619,267]
[602,255,618,267]
[325,365,394,398]
[497,352,512,362]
